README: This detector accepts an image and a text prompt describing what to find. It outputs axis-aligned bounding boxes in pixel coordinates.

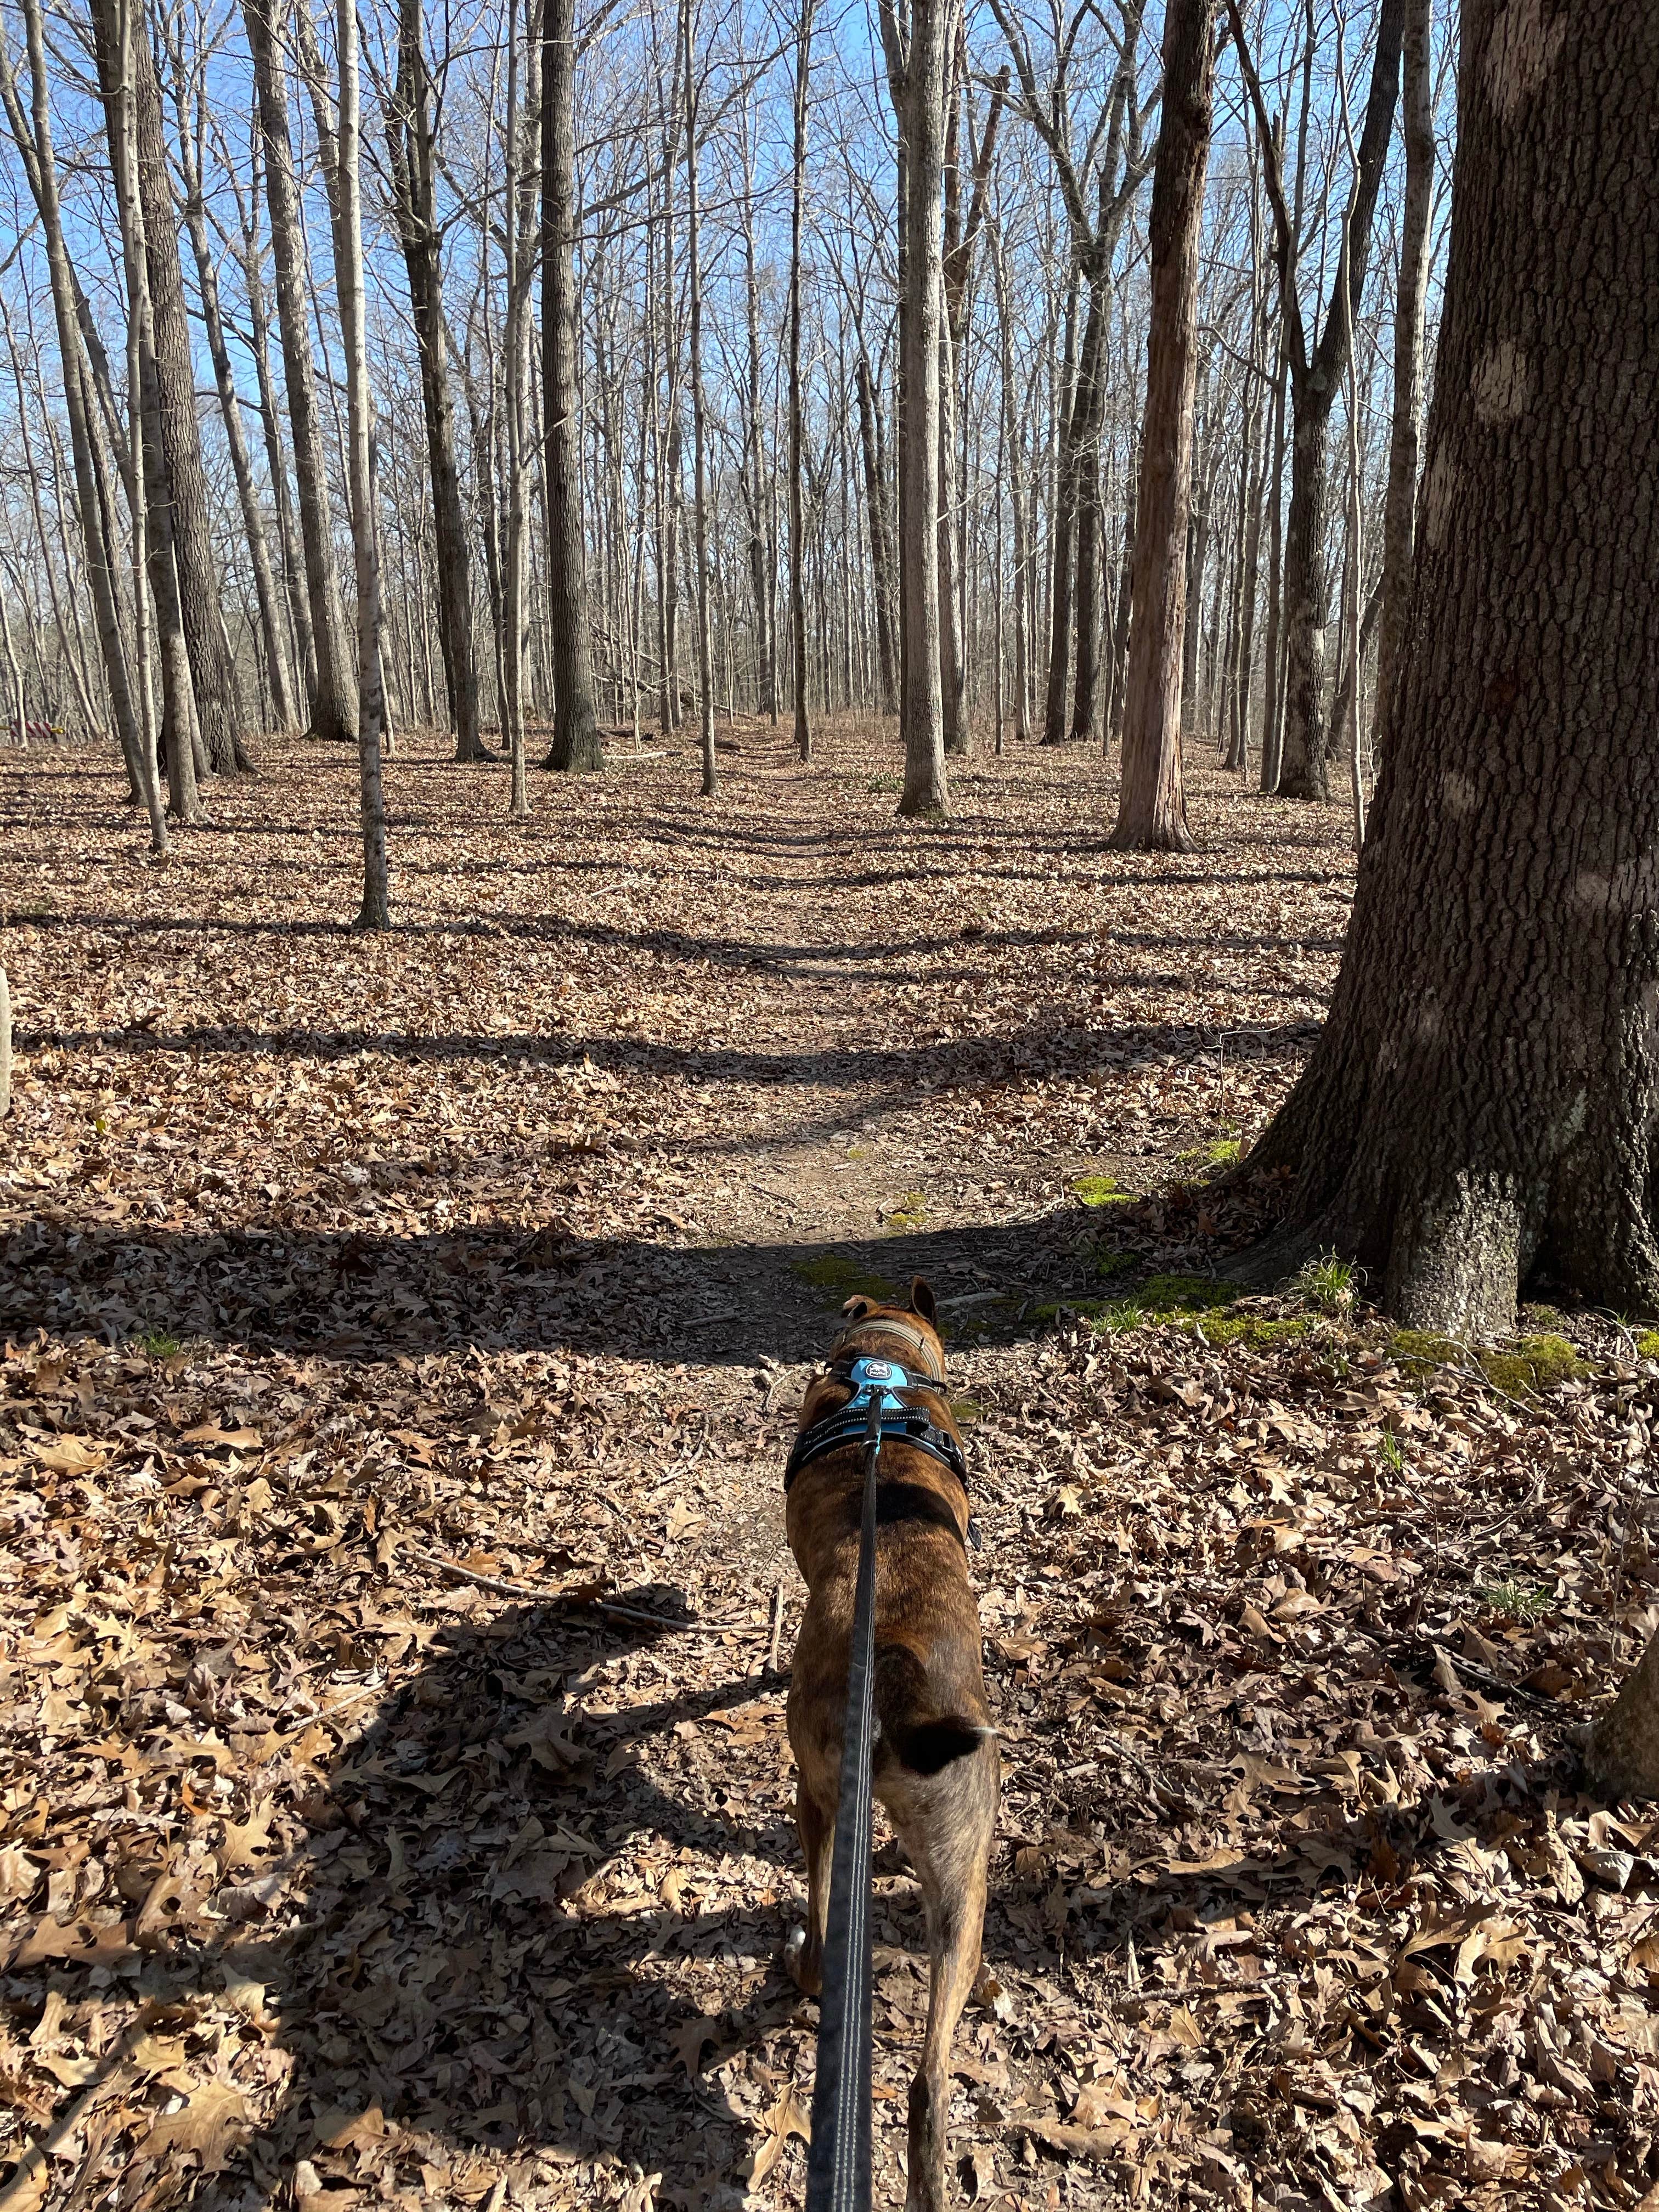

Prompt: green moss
[1035,1296,1142,1331]
[792,1253,900,1306]
[1073,1174,1134,1207]
[1193,1314,1311,1350]
[886,1190,928,1228]
[950,1398,981,1425]
[1094,1250,1136,1280]
[1389,1328,1587,1396]
[1172,1136,1242,1172]
[141,1331,181,1359]
[1389,1328,1463,1368]
[1483,1334,1587,1393]
[1138,1274,1236,1314]
[1637,1331,1659,1359]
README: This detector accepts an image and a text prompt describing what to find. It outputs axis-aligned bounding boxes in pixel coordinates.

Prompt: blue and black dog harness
[783,1355,969,1504]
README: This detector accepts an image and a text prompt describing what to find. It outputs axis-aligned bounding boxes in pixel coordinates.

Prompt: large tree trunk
[1589,1629,1659,1804]
[1109,0,1214,850]
[334,0,389,927]
[888,0,950,816]
[788,0,815,760]
[388,0,486,761]
[1245,0,1659,1335]
[681,0,716,797]
[244,0,358,746]
[128,1,246,776]
[1372,0,1434,759]
[541,0,602,772]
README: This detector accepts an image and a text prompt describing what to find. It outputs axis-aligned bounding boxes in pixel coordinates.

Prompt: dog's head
[833,1276,945,1381]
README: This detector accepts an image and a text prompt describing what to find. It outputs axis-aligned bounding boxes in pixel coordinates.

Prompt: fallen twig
[407,1546,738,1635]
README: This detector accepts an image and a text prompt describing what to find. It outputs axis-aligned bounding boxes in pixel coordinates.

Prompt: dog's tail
[874,1644,995,1777]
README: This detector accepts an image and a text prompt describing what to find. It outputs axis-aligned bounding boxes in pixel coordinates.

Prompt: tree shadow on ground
[15,1600,814,2209]
[15,1585,1498,2212]
[0,1204,1158,1370]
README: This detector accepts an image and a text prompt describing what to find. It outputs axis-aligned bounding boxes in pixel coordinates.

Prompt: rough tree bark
[335,0,390,926]
[880,0,950,816]
[1372,0,1434,760]
[788,0,815,761]
[1109,0,1214,851]
[681,0,716,796]
[244,0,358,746]
[541,0,603,771]
[1589,1629,1659,1804]
[1244,0,1659,1337]
[386,0,486,761]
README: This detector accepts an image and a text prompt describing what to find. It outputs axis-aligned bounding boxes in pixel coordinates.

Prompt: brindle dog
[783,1279,999,2212]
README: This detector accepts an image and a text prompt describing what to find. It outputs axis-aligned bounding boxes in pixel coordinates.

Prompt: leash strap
[805,1389,880,2212]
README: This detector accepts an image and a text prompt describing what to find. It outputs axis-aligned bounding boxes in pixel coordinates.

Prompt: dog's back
[783,1279,998,2212]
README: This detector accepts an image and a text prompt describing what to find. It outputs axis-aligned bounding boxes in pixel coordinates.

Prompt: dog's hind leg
[900,1756,997,2212]
[786,1782,833,1996]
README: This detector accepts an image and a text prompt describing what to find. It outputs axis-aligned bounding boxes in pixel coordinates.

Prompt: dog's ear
[841,1295,873,1321]
[910,1276,938,1324]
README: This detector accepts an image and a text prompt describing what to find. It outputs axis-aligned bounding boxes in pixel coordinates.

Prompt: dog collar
[828,1316,946,1384]
[783,1357,969,1496]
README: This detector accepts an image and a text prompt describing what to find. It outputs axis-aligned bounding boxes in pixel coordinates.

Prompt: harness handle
[805,1388,881,2211]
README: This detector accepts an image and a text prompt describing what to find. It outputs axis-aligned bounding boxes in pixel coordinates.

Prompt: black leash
[804,1387,881,2212]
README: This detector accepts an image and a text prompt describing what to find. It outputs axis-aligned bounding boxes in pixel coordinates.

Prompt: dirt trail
[32,725,1628,2212]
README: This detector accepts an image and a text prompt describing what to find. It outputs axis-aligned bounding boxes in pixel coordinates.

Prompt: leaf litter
[0,725,1655,2209]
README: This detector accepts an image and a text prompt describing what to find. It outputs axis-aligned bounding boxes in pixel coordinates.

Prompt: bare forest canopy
[0,0,1455,834]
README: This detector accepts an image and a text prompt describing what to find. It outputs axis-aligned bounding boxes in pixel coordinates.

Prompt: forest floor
[1,720,1656,2212]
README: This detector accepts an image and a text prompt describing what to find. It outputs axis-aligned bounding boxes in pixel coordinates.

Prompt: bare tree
[1231,0,1404,801]
[541,0,602,770]
[127,0,250,776]
[333,0,390,926]
[166,21,298,735]
[244,0,358,746]
[879,0,951,816]
[787,0,816,763]
[383,0,487,760]
[1109,0,1215,851]
[91,0,203,823]
[0,0,153,831]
